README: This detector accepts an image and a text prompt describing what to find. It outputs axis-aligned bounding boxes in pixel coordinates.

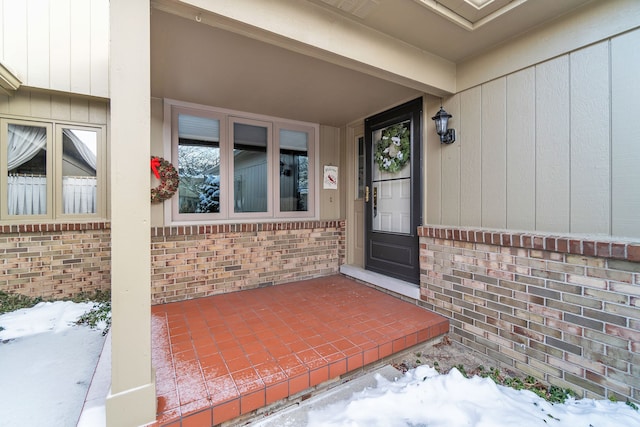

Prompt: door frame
[345,122,365,267]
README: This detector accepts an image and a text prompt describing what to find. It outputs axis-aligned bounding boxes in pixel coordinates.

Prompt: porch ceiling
[150,0,593,127]
[151,10,421,127]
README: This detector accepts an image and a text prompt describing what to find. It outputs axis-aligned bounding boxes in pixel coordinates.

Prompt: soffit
[307,0,593,62]
[150,0,596,126]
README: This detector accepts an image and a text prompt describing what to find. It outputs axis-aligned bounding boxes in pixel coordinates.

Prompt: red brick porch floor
[151,274,448,427]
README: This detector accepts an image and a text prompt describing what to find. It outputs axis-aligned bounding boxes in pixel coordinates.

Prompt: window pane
[62,129,97,214]
[177,114,221,214]
[7,124,47,215]
[280,129,308,212]
[372,120,411,234]
[234,123,268,213]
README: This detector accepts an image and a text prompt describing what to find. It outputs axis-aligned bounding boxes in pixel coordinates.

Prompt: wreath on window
[150,156,179,204]
[374,123,410,173]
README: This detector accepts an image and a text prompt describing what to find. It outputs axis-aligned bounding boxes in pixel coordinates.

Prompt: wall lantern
[432,107,456,144]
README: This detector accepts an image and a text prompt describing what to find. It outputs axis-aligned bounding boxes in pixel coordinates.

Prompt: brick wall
[1,220,346,304]
[418,225,640,404]
[0,223,111,300]
[151,220,346,304]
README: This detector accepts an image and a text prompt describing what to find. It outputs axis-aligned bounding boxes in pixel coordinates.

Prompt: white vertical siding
[611,30,640,238]
[50,0,72,92]
[431,28,640,239]
[90,0,110,96]
[0,1,3,60]
[70,0,91,94]
[27,0,50,88]
[459,86,482,227]
[570,41,610,235]
[506,68,536,230]
[0,0,109,98]
[481,78,507,229]
[3,1,28,77]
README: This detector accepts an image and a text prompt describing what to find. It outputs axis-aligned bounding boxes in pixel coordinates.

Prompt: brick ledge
[0,222,110,234]
[152,220,345,237]
[418,225,640,262]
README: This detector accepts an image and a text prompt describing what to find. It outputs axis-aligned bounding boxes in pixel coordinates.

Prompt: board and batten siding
[427,30,640,240]
[0,0,109,98]
[0,87,108,124]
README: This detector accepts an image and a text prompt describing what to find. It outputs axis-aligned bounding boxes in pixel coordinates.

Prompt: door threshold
[339,265,420,300]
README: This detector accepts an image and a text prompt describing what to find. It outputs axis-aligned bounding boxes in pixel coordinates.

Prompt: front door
[364,98,422,284]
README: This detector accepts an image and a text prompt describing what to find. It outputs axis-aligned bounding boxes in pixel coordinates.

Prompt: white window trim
[163,98,320,225]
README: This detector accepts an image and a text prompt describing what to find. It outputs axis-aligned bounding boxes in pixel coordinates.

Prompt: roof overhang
[0,61,21,96]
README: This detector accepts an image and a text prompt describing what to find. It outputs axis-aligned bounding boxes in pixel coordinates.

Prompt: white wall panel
[611,30,640,238]
[535,57,570,233]
[3,0,28,81]
[481,78,507,229]
[50,0,71,92]
[0,1,3,60]
[27,0,50,88]
[570,41,610,235]
[441,95,460,225]
[506,68,536,230]
[1,0,108,97]
[70,0,91,94]
[459,87,482,226]
[90,0,110,96]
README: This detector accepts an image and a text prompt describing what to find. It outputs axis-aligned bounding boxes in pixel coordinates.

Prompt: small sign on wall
[323,165,338,190]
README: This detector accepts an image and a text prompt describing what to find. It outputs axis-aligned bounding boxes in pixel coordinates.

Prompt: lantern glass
[435,115,448,135]
[432,107,452,136]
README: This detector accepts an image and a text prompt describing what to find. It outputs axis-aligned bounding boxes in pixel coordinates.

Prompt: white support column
[106,0,156,426]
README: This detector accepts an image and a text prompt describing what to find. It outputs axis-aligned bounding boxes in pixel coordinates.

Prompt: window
[0,118,105,221]
[278,127,309,213]
[169,102,317,222]
[231,118,271,215]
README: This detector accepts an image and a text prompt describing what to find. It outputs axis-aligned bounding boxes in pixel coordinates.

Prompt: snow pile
[307,365,640,427]
[0,300,95,340]
[0,301,107,427]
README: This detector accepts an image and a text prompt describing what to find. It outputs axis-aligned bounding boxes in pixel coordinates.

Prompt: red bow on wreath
[150,157,161,179]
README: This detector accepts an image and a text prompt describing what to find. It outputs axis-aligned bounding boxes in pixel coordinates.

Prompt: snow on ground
[306,365,640,427]
[1,302,639,427]
[0,301,106,427]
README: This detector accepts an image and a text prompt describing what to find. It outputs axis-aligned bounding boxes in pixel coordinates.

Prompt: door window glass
[371,120,411,234]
